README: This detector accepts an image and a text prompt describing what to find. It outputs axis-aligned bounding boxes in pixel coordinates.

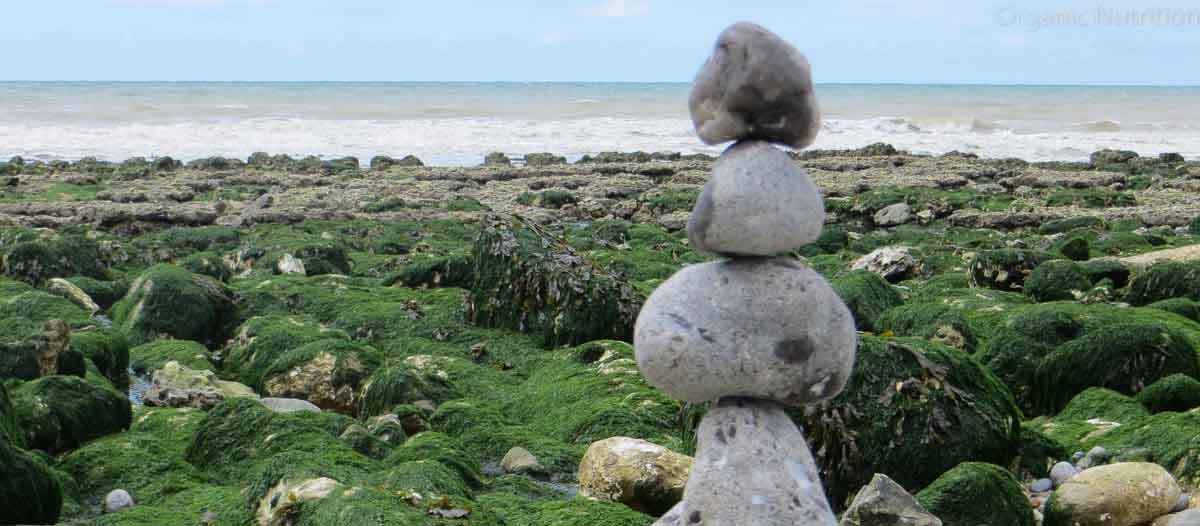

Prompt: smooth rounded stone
[686,141,825,256]
[689,22,820,149]
[259,397,321,413]
[634,257,856,405]
[1050,461,1078,488]
[873,203,912,227]
[1154,509,1200,526]
[276,254,306,275]
[840,473,942,526]
[501,446,543,474]
[1030,478,1053,493]
[577,437,693,516]
[103,489,134,514]
[670,397,837,526]
[1175,494,1192,513]
[1045,462,1182,526]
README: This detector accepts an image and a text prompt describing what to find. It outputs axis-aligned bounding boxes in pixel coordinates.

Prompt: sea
[2,82,1199,166]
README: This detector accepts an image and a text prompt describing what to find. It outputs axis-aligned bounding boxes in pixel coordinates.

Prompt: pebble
[104,489,134,514]
[850,246,917,283]
[689,22,820,149]
[840,473,942,526]
[1030,478,1053,493]
[687,140,824,256]
[1050,461,1078,488]
[634,257,857,406]
[667,397,837,525]
[1175,494,1192,513]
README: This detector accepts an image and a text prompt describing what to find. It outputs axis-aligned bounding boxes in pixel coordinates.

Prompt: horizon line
[1,80,1199,88]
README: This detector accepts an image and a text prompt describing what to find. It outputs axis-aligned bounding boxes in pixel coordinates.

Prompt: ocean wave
[0,117,1196,166]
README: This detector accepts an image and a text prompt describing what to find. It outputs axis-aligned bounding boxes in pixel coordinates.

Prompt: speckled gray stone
[687,141,824,256]
[663,397,837,526]
[634,257,856,406]
[1050,461,1078,488]
[104,489,134,514]
[689,22,820,149]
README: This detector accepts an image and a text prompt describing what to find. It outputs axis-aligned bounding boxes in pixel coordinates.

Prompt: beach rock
[1154,509,1200,526]
[968,249,1052,292]
[258,477,340,526]
[687,141,824,256]
[1031,478,1054,493]
[524,152,567,166]
[689,22,820,148]
[851,246,917,283]
[47,278,101,313]
[634,257,856,405]
[839,473,942,526]
[259,397,321,413]
[1044,462,1181,526]
[873,203,912,227]
[501,446,542,474]
[144,361,258,409]
[9,375,132,453]
[260,339,378,415]
[578,437,692,515]
[915,462,1034,526]
[111,264,237,346]
[275,253,306,275]
[1051,461,1078,488]
[484,152,511,165]
[104,489,134,514]
[672,397,837,526]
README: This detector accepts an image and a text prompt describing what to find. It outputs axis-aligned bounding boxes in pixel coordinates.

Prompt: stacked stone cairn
[634,22,856,526]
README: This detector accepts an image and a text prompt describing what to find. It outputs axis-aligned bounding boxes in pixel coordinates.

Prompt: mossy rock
[0,289,92,328]
[798,336,1021,510]
[832,270,903,333]
[358,360,464,418]
[370,459,473,499]
[480,495,653,526]
[1039,216,1104,235]
[1136,374,1200,413]
[64,277,130,311]
[1072,410,1200,487]
[467,217,643,348]
[968,249,1052,292]
[130,339,213,375]
[383,431,483,490]
[70,329,130,388]
[111,264,238,347]
[223,315,349,390]
[1079,259,1130,288]
[260,338,382,414]
[91,484,253,526]
[10,375,132,453]
[1034,322,1198,414]
[157,226,242,253]
[1052,235,1090,262]
[977,302,1200,415]
[0,381,20,445]
[0,317,74,381]
[915,462,1034,526]
[1014,424,1067,479]
[1,235,107,286]
[1057,388,1149,422]
[1146,298,1200,323]
[58,431,207,510]
[1024,259,1091,302]
[0,437,63,525]
[385,254,475,289]
[430,399,582,479]
[288,484,496,526]
[1126,261,1200,306]
[180,252,231,282]
[877,302,981,354]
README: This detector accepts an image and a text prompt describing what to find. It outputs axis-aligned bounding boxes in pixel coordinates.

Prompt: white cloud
[583,0,648,18]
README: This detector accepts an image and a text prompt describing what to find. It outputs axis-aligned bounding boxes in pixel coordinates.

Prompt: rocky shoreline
[0,139,1198,526]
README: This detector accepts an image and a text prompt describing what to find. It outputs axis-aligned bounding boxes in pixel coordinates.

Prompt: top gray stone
[689,22,820,149]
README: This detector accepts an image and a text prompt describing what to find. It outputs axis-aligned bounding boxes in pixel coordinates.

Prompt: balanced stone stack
[635,22,856,526]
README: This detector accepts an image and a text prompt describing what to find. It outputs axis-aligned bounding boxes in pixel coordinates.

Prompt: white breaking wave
[2,116,1197,166]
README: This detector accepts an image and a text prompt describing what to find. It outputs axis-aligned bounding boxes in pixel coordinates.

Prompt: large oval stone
[1044,462,1181,526]
[689,21,820,149]
[687,141,824,257]
[634,257,855,406]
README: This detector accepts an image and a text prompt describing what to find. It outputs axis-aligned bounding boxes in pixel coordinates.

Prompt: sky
[3,0,1199,84]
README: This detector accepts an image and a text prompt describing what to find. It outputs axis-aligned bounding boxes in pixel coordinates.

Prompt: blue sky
[4,0,1199,84]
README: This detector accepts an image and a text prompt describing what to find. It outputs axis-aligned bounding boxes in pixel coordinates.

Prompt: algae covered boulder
[1136,374,1200,413]
[10,375,132,453]
[1024,259,1092,302]
[968,249,1052,292]
[467,216,643,347]
[915,462,1034,526]
[0,318,73,380]
[111,264,238,346]
[1126,261,1200,306]
[833,269,904,333]
[260,339,382,414]
[69,329,130,388]
[222,315,349,389]
[0,437,63,525]
[1,234,107,286]
[877,302,980,354]
[798,336,1021,509]
[129,339,214,374]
